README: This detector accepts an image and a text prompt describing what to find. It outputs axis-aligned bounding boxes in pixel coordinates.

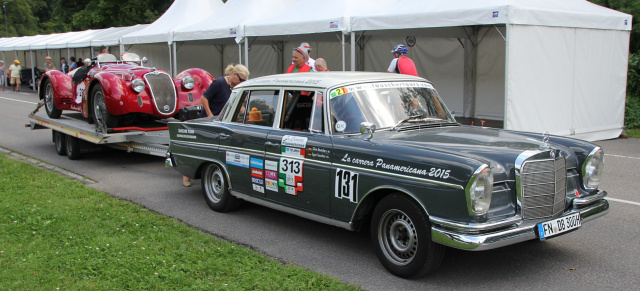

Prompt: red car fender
[89,72,136,116]
[39,71,73,107]
[175,68,213,109]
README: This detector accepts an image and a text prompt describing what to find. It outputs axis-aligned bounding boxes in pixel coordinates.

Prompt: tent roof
[173,0,297,42]
[243,0,384,37]
[350,0,632,32]
[121,0,222,45]
[29,29,106,50]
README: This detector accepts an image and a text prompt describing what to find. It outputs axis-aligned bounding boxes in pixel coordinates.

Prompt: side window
[281,90,317,131]
[310,92,324,132]
[231,90,279,127]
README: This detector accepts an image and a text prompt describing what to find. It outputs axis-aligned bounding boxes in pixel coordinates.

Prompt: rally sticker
[282,147,305,158]
[226,151,250,168]
[330,82,434,98]
[335,168,359,203]
[265,179,278,192]
[278,157,303,196]
[75,82,86,104]
[265,160,278,171]
[251,168,264,178]
[281,135,308,148]
[250,157,264,169]
[252,184,265,193]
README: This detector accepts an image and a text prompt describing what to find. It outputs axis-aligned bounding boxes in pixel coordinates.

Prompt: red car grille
[144,72,177,115]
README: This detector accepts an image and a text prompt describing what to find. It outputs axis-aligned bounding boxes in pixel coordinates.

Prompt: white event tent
[348,0,632,141]
[121,0,223,75]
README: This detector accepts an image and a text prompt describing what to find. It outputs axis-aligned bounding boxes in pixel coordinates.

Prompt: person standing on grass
[9,60,22,92]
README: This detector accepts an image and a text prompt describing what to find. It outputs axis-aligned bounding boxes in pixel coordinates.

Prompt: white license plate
[537,212,582,240]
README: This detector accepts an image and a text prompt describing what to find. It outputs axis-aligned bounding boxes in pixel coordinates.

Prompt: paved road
[1,91,639,290]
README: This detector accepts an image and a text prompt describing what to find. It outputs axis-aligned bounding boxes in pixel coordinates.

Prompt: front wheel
[91,84,119,130]
[201,163,241,212]
[43,79,62,119]
[371,193,445,278]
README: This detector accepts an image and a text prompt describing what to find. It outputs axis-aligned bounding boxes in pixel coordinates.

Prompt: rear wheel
[43,79,62,118]
[65,135,82,160]
[201,163,241,212]
[54,131,67,156]
[371,193,445,278]
[91,84,119,130]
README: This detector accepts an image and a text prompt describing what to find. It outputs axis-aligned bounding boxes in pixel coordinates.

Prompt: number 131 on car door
[335,168,359,203]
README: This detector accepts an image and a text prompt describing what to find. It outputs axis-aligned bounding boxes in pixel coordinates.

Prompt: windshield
[329,82,455,133]
[121,53,141,62]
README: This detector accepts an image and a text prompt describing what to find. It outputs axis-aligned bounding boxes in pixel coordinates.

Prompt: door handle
[219,133,230,140]
[265,141,280,147]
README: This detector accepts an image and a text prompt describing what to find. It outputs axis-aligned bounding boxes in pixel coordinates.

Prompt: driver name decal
[281,135,308,148]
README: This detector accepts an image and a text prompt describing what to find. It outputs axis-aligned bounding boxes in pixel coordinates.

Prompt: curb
[0,147,96,184]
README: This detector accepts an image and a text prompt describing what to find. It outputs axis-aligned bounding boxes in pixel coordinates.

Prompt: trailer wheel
[201,163,241,212]
[43,79,62,119]
[65,135,82,160]
[91,84,119,130]
[54,131,67,156]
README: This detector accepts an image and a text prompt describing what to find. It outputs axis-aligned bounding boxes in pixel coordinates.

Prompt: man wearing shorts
[8,59,22,92]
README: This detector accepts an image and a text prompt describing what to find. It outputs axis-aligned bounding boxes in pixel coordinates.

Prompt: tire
[201,163,241,212]
[91,84,119,130]
[54,131,67,156]
[43,79,62,119]
[371,193,445,278]
[65,135,82,160]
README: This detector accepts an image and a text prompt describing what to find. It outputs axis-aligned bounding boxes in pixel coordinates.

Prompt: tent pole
[244,37,249,70]
[238,43,242,65]
[503,25,510,130]
[341,32,345,71]
[350,33,355,71]
[30,50,35,91]
[168,43,173,77]
[172,42,177,77]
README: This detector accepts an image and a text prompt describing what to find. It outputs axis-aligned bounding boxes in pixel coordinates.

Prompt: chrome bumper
[164,151,174,168]
[431,194,609,251]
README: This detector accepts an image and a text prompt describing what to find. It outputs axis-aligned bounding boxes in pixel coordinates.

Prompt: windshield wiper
[392,116,445,131]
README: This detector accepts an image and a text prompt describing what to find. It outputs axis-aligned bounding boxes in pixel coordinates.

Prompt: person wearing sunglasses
[200,63,249,118]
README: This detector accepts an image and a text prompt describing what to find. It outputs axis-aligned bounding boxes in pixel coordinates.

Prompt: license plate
[537,212,582,240]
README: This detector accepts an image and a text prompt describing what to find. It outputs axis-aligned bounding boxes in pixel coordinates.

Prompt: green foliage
[0,154,361,290]
[589,0,640,53]
[625,94,640,129]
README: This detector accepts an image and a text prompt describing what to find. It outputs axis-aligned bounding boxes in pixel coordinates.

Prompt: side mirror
[360,122,376,141]
[141,57,148,65]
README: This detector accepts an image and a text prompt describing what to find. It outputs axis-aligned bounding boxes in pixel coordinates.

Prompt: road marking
[607,197,640,207]
[0,96,38,105]
[606,154,640,160]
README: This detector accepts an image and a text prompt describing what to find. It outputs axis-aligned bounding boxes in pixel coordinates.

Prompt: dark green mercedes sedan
[165,72,608,278]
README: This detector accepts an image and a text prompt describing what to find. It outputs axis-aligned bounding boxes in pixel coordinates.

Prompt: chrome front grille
[520,156,567,220]
[144,72,177,114]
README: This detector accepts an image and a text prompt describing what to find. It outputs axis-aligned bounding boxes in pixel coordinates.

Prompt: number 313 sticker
[335,168,358,203]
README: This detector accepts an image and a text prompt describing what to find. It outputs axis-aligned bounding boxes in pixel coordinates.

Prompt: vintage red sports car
[39,52,212,130]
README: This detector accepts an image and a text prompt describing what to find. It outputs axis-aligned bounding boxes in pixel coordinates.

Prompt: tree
[71,0,172,30]
[589,0,640,53]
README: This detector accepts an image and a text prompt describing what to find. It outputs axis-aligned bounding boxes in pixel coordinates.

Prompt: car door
[264,89,332,216]
[217,89,280,197]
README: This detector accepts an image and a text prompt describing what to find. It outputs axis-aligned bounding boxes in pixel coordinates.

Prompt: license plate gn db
[537,212,582,240]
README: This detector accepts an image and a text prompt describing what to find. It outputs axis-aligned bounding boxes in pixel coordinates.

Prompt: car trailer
[26,101,170,160]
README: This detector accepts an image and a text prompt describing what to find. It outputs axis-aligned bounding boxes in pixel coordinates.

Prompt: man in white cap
[299,42,316,71]
[287,45,314,73]
[44,56,56,72]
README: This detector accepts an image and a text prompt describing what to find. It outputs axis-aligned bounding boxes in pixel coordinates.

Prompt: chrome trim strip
[573,190,608,207]
[430,215,522,233]
[218,144,263,156]
[230,190,354,231]
[172,140,218,148]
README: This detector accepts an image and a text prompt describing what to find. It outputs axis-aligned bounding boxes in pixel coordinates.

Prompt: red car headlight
[182,76,195,90]
[131,78,145,93]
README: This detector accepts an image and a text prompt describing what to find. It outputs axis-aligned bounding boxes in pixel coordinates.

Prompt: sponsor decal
[493,11,499,18]
[335,121,347,132]
[278,157,303,196]
[335,168,359,203]
[306,146,331,159]
[265,179,278,192]
[330,82,434,98]
[176,128,196,139]
[251,168,264,178]
[265,170,278,180]
[330,21,338,29]
[281,146,305,158]
[226,151,250,168]
[252,184,265,193]
[251,177,264,185]
[250,157,264,169]
[281,135,308,148]
[406,36,416,47]
[265,160,278,171]
[230,28,237,35]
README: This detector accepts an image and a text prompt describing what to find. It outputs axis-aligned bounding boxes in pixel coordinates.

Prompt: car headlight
[582,147,604,190]
[465,164,493,215]
[182,76,195,90]
[131,79,145,93]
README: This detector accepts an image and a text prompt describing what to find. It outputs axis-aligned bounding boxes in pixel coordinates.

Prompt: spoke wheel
[201,163,241,212]
[43,79,62,118]
[371,193,445,278]
[91,85,119,130]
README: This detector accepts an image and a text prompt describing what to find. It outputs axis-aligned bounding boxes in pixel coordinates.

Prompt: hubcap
[93,90,107,127]
[378,209,418,266]
[45,83,54,112]
[205,166,224,203]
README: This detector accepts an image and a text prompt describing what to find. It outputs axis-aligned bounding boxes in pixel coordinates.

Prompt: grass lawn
[0,154,362,290]
[626,128,640,138]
